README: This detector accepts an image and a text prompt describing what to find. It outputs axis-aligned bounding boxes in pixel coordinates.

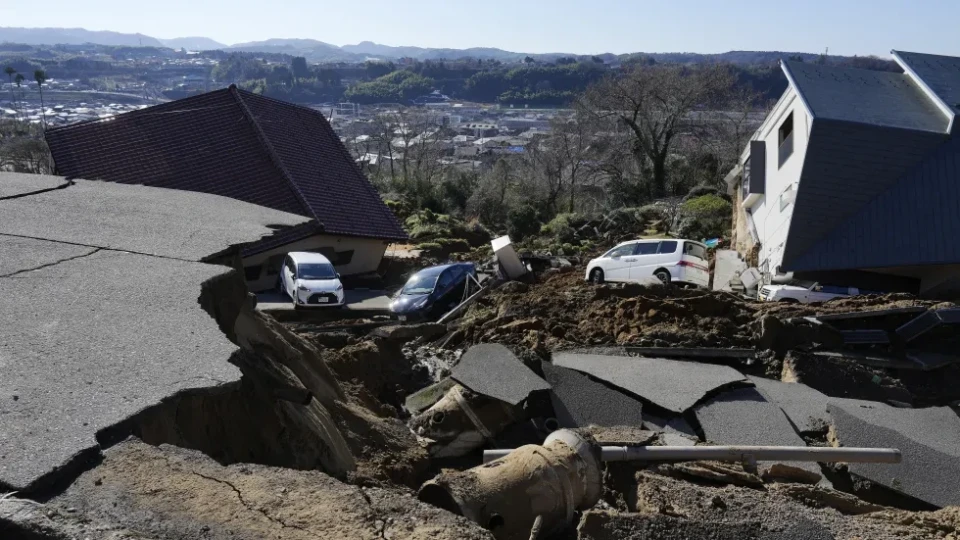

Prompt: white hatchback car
[585,239,710,288]
[280,252,345,308]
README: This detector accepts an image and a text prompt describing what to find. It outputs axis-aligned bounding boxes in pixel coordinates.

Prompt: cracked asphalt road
[0,172,310,494]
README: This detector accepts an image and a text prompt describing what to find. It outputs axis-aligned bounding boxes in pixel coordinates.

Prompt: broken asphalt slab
[541,361,645,429]
[0,174,307,261]
[828,400,960,507]
[0,439,492,540]
[451,343,550,405]
[749,376,832,433]
[695,387,822,482]
[0,173,310,493]
[578,512,835,540]
[553,352,746,413]
[0,244,241,492]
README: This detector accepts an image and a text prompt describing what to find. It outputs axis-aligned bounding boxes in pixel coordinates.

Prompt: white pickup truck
[758,283,862,304]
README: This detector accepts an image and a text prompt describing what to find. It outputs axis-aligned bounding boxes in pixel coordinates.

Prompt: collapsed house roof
[44,87,408,250]
[774,54,960,272]
[0,172,308,493]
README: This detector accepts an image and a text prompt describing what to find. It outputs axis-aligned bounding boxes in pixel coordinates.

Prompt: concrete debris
[541,361,646,429]
[410,384,522,458]
[419,429,601,540]
[451,344,550,406]
[641,412,699,438]
[695,388,823,483]
[768,483,887,515]
[405,378,458,415]
[659,460,765,487]
[371,322,448,342]
[578,511,764,540]
[828,400,960,508]
[554,352,746,413]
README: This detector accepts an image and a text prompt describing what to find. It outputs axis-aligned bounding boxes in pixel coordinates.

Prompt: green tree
[291,56,309,79]
[34,70,47,130]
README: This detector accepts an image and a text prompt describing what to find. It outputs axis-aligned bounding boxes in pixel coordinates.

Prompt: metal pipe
[483,445,901,464]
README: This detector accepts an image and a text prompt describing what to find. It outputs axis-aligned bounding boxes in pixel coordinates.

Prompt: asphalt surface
[0,172,69,199]
[256,289,392,312]
[748,376,831,433]
[0,173,309,493]
[0,174,308,261]
[451,344,550,405]
[552,352,746,413]
[541,361,645,429]
[695,387,821,479]
[828,400,960,507]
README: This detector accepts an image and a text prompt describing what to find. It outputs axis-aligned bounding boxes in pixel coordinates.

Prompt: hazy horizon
[3,0,960,57]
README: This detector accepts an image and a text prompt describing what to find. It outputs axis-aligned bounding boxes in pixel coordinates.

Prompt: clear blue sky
[3,0,958,56]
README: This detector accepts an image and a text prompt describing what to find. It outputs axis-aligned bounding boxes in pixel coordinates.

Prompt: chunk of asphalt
[828,400,960,508]
[695,388,821,482]
[0,247,241,493]
[641,412,699,439]
[748,376,831,433]
[541,361,644,429]
[451,344,550,406]
[553,352,746,413]
[578,511,762,540]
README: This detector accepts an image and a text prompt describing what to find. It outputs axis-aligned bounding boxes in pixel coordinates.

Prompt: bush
[507,204,542,241]
[637,204,666,222]
[540,213,582,244]
[679,194,732,240]
[384,198,414,221]
[435,238,471,253]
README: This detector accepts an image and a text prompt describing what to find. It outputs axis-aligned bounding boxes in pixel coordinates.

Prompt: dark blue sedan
[389,262,477,322]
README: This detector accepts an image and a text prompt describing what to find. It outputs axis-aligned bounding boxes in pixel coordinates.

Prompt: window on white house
[778,112,794,168]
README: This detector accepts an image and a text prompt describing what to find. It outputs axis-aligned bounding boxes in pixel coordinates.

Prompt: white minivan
[280,252,345,308]
[585,239,710,288]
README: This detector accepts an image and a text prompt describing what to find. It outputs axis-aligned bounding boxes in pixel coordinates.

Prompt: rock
[371,323,447,342]
[498,281,530,294]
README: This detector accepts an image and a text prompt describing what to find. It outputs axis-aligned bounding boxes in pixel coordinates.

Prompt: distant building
[45,86,407,291]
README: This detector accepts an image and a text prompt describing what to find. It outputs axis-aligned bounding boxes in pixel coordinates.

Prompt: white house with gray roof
[727,50,960,296]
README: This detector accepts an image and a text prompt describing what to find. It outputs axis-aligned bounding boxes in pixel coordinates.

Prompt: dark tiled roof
[781,119,946,270]
[783,61,949,133]
[46,87,407,244]
[787,135,960,272]
[894,50,960,117]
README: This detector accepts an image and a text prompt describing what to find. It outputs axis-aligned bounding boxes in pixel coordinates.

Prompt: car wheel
[590,268,604,284]
[654,269,671,285]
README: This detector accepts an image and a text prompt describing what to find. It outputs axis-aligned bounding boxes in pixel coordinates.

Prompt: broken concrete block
[828,400,960,508]
[541,361,645,429]
[405,378,458,415]
[452,344,550,406]
[553,352,745,413]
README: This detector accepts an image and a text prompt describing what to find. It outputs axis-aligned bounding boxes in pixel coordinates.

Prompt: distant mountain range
[0,26,846,65]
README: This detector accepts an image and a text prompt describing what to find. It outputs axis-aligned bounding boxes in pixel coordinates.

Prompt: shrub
[637,204,666,222]
[540,213,582,244]
[507,204,541,241]
[435,238,471,253]
[679,194,732,240]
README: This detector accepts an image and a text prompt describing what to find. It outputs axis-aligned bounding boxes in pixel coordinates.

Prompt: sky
[2,0,959,57]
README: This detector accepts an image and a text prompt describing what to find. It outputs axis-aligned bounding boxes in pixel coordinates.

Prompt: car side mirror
[336,273,341,279]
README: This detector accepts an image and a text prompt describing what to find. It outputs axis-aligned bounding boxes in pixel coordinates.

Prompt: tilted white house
[727,51,960,295]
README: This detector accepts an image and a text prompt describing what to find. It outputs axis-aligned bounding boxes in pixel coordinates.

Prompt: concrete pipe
[418,429,601,540]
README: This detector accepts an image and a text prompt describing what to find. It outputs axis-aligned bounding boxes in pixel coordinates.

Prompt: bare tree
[523,113,598,214]
[367,107,448,205]
[581,64,736,199]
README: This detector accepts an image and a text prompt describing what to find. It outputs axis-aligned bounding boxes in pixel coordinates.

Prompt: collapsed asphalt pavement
[4,172,960,539]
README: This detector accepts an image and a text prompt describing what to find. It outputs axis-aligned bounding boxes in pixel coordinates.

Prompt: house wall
[741,87,811,277]
[242,234,389,292]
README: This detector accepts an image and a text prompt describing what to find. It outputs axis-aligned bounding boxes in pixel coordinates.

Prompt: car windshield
[297,263,337,280]
[402,273,439,295]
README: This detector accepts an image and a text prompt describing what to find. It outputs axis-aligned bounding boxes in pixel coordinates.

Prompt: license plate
[318,298,329,303]
[398,315,407,322]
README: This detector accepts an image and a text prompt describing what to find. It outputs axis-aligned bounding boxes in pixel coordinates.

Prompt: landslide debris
[8,439,491,540]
